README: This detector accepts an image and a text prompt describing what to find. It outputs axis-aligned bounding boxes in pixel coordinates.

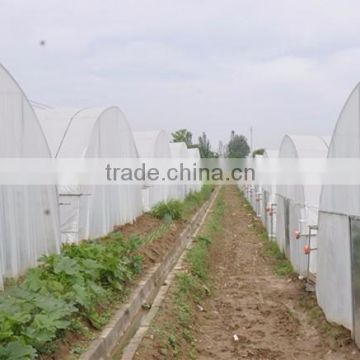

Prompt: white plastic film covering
[276,135,329,275]
[263,190,276,237]
[320,84,360,216]
[133,130,171,209]
[253,155,263,218]
[240,158,256,209]
[0,65,61,288]
[317,84,360,331]
[317,212,352,329]
[275,194,287,253]
[37,107,143,243]
[262,150,278,236]
[169,142,189,200]
[187,147,202,193]
[250,185,258,211]
[262,150,278,195]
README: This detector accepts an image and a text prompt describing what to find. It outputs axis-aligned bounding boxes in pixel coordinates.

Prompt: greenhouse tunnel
[187,147,202,194]
[276,135,329,277]
[317,83,360,343]
[0,65,61,289]
[37,106,143,243]
[133,130,172,211]
[169,142,190,200]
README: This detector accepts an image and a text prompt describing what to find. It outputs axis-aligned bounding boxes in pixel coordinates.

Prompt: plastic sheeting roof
[263,149,278,158]
[277,135,330,209]
[320,83,360,216]
[262,149,278,193]
[0,65,60,288]
[37,107,138,158]
[279,135,330,158]
[133,130,171,158]
[169,142,188,158]
[0,67,53,157]
[188,147,200,159]
[133,130,171,208]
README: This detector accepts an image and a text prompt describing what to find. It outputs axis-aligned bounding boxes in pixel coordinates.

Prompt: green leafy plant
[0,341,36,360]
[0,231,143,358]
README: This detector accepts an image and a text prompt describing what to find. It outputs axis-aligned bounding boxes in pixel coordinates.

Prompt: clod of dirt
[142,303,152,311]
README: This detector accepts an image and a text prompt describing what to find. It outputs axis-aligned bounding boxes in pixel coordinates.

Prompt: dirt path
[135,186,358,359]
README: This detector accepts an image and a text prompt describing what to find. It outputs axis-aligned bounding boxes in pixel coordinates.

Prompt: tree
[226,130,250,158]
[198,132,215,158]
[252,148,265,158]
[171,129,193,147]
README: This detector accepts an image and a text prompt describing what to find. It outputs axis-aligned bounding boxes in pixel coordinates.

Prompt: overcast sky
[1,0,360,151]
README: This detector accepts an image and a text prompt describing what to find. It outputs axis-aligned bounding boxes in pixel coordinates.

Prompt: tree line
[171,129,256,158]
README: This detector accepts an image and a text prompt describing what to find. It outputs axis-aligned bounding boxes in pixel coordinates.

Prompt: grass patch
[147,185,214,247]
[151,200,184,220]
[298,293,352,349]
[150,185,214,222]
[264,240,294,277]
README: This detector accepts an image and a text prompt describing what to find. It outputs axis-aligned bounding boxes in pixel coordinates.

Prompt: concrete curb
[79,190,217,360]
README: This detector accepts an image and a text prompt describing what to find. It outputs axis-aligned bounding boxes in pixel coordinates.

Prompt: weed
[298,293,352,349]
[182,328,193,343]
[259,236,294,277]
[167,334,176,349]
[151,200,184,220]
[187,237,211,282]
[188,348,197,360]
[182,185,214,217]
[142,223,171,245]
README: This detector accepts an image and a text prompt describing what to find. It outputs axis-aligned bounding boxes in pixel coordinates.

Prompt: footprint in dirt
[235,347,285,359]
[250,329,266,338]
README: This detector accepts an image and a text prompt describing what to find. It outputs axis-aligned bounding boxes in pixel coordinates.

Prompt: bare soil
[135,186,359,360]
[115,213,188,271]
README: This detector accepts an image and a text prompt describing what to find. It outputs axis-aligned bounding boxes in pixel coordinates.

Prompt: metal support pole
[270,202,277,240]
[306,224,318,288]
